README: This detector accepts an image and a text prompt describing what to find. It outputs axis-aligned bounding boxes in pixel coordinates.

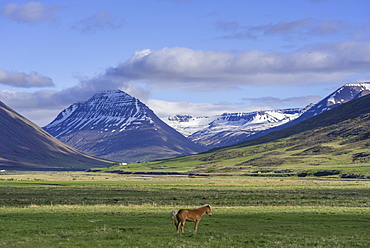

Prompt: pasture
[0,171,369,247]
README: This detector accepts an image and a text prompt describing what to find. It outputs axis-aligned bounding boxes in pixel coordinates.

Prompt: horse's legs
[194,220,199,231]
[180,221,185,233]
[173,219,178,232]
[177,221,182,233]
[172,219,178,231]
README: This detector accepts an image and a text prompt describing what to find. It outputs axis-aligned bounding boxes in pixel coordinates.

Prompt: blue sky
[1,0,370,126]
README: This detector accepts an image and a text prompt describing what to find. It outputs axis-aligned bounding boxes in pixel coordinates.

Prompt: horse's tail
[170,210,178,226]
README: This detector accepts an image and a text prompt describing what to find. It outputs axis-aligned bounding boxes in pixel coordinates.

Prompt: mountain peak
[344,82,370,87]
[44,90,205,162]
[44,89,150,136]
[91,89,133,100]
[86,89,138,108]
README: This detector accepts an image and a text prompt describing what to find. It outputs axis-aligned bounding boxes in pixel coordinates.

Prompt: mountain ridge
[165,108,305,148]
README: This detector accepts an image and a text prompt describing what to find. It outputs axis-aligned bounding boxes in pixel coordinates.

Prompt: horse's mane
[195,204,212,210]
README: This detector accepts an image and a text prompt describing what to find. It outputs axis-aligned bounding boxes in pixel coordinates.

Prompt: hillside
[106,93,370,178]
[43,90,205,163]
[165,83,370,148]
[0,101,111,170]
[242,82,370,142]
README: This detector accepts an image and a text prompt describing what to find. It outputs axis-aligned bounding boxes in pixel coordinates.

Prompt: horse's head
[205,204,212,217]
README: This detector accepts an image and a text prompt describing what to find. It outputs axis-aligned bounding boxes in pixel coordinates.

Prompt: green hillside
[103,93,370,178]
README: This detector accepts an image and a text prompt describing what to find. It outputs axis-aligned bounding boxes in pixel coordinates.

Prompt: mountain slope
[166,83,370,149]
[128,92,370,177]
[0,101,111,170]
[43,90,206,163]
[245,82,370,141]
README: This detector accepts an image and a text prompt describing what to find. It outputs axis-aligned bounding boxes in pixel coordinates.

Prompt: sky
[1,0,370,126]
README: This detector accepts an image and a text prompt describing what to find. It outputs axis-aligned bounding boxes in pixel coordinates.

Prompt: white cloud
[146,99,256,120]
[0,69,54,88]
[2,42,369,126]
[106,42,370,88]
[1,2,58,23]
[242,96,322,107]
[72,11,123,34]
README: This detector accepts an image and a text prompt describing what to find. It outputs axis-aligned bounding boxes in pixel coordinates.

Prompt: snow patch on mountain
[165,108,304,147]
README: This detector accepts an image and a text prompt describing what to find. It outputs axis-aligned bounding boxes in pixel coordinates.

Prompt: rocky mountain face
[0,101,110,170]
[43,90,205,163]
[166,82,370,148]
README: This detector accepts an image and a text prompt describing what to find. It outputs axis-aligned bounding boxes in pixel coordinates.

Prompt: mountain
[166,108,305,148]
[247,82,370,140]
[0,101,111,170]
[43,90,206,163]
[287,82,370,124]
[166,82,370,148]
[138,90,370,177]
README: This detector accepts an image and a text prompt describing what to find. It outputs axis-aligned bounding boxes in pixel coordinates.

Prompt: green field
[0,172,369,247]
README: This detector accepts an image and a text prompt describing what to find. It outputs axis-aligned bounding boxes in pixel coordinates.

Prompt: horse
[170,204,212,233]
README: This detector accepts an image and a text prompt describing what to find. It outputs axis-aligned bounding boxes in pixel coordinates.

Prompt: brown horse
[170,204,212,233]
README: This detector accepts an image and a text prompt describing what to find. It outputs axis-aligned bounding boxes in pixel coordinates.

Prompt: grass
[1,205,369,248]
[104,135,370,178]
[0,171,369,247]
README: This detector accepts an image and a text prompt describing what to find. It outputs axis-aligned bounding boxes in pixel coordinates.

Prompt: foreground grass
[0,172,369,247]
[1,205,369,248]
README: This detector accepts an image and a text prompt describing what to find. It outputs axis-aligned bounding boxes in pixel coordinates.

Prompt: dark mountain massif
[0,101,111,170]
[43,90,206,163]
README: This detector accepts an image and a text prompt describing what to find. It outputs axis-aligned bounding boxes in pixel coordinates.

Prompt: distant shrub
[352,152,370,163]
[293,145,336,156]
[313,170,341,177]
[340,173,369,179]
[297,169,341,177]
[297,172,308,177]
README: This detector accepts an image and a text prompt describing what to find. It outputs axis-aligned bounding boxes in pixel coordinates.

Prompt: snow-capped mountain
[165,108,304,148]
[294,82,370,121]
[166,82,370,148]
[43,90,205,162]
[166,115,218,137]
[239,82,370,142]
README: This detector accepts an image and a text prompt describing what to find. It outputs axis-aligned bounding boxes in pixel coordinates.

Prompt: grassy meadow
[0,171,369,247]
